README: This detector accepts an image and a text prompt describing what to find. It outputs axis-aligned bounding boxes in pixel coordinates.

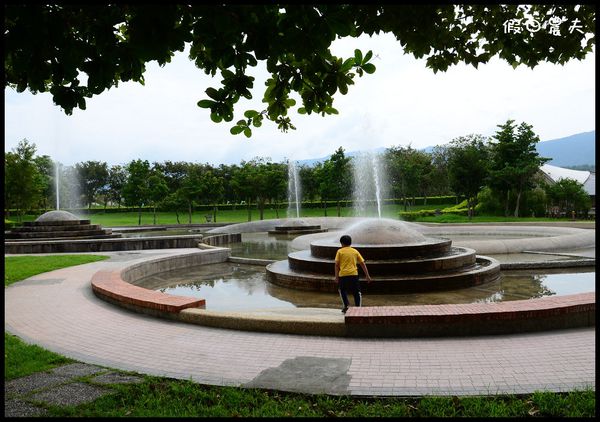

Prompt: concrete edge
[89,250,596,338]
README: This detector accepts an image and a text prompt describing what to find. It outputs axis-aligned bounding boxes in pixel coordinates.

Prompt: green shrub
[476,187,504,215]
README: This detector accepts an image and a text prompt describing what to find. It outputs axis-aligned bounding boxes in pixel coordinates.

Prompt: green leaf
[252,119,262,127]
[243,128,252,138]
[341,58,355,72]
[205,87,220,100]
[362,63,376,74]
[230,126,244,135]
[285,98,296,107]
[236,119,246,126]
[363,50,373,63]
[197,99,214,108]
[354,49,363,63]
[210,112,222,123]
[298,107,306,114]
[244,109,259,118]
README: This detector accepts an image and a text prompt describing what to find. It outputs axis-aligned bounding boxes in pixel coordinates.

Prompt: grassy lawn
[4,255,596,417]
[4,254,109,286]
[9,202,589,227]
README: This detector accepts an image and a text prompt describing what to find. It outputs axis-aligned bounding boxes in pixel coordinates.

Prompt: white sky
[4,32,595,167]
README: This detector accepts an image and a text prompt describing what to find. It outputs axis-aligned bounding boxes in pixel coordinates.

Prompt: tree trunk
[153,206,157,225]
[138,206,142,225]
[274,201,279,219]
[504,191,510,217]
[337,200,341,217]
[247,199,252,222]
[175,209,180,224]
[213,205,217,223]
[188,202,192,224]
[467,198,473,221]
[513,190,522,218]
[323,201,327,217]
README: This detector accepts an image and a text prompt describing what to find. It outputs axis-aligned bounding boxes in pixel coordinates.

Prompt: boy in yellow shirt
[334,235,372,314]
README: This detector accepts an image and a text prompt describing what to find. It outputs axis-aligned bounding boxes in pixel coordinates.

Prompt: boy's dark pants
[338,275,362,308]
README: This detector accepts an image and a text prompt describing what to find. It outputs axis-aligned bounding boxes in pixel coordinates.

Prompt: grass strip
[5,254,109,286]
[43,375,595,417]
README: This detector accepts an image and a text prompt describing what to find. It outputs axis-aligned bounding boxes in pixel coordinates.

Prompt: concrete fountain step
[23,219,92,226]
[310,238,453,260]
[287,247,477,276]
[9,224,105,232]
[5,229,113,239]
[266,257,501,294]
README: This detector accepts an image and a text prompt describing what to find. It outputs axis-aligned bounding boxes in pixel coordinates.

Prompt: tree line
[5,120,591,223]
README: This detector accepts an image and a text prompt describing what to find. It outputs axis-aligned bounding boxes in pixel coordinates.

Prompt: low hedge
[399,200,470,221]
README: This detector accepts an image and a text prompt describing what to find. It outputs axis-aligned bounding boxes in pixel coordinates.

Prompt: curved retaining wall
[4,234,205,254]
[90,250,595,337]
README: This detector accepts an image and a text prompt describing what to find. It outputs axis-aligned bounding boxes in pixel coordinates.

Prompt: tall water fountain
[287,159,301,219]
[269,160,326,235]
[267,150,501,293]
[352,151,386,218]
[55,160,60,210]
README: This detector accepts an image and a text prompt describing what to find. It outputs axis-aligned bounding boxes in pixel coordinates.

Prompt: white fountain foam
[343,218,427,245]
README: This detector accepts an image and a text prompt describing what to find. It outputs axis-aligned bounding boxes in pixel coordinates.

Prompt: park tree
[263,162,288,219]
[216,163,239,206]
[147,168,169,225]
[75,160,109,209]
[299,164,320,202]
[428,145,452,197]
[178,163,206,224]
[544,178,591,217]
[487,120,550,217]
[385,145,431,210]
[5,5,594,137]
[231,161,258,221]
[316,147,352,217]
[196,167,225,222]
[33,154,54,211]
[447,134,491,220]
[106,165,127,208]
[122,159,151,225]
[154,161,190,193]
[4,139,45,219]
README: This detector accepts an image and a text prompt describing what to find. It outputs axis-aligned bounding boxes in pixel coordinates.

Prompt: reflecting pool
[133,262,595,311]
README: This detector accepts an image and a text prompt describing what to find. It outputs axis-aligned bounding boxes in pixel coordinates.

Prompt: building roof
[539,164,595,196]
[583,173,595,196]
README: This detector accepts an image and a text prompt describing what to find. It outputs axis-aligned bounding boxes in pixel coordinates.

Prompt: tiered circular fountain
[5,210,120,241]
[268,219,328,236]
[266,219,501,293]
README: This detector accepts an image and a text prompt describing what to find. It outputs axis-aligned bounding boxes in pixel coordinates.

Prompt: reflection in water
[133,263,595,311]
[227,232,298,260]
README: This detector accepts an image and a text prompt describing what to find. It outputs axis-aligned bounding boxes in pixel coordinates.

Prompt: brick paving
[4,249,595,396]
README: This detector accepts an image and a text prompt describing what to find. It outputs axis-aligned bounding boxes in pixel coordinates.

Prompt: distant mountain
[534,131,595,167]
[296,131,595,168]
[296,147,386,167]
[422,131,596,167]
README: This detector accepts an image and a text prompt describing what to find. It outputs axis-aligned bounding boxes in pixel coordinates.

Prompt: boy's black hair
[340,235,352,246]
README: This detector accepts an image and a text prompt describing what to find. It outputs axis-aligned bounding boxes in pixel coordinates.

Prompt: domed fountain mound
[5,210,121,241]
[266,219,500,294]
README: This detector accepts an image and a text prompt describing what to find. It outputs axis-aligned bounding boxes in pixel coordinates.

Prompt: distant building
[538,164,595,213]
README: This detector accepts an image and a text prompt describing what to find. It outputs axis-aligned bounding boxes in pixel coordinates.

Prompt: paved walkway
[5,249,595,397]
